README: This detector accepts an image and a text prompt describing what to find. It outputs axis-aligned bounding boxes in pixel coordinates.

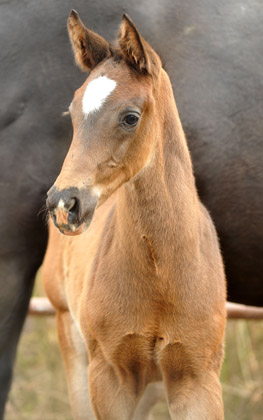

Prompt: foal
[43,10,226,420]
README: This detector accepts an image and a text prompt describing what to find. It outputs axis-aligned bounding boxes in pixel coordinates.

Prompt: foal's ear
[119,14,161,77]
[67,10,111,72]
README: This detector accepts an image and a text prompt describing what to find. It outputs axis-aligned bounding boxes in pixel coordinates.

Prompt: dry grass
[221,321,263,420]
[5,275,263,420]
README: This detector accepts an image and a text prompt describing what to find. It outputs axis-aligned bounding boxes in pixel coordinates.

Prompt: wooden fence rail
[28,297,263,320]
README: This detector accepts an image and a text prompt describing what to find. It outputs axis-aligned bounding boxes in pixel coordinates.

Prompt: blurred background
[5,271,263,420]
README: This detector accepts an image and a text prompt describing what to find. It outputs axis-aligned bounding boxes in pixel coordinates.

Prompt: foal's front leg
[57,311,95,420]
[58,312,159,420]
[160,344,224,420]
[164,372,223,420]
[88,355,147,420]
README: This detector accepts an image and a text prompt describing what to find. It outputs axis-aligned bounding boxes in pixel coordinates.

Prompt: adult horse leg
[0,212,47,418]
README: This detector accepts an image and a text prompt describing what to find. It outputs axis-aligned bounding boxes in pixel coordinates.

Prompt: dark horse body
[0,0,262,416]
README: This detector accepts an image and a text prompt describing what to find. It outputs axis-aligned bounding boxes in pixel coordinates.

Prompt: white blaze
[82,76,117,116]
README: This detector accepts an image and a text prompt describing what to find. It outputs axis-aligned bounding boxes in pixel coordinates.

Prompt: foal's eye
[124,114,138,126]
[122,113,140,128]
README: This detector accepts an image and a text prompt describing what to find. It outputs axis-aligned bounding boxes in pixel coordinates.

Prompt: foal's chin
[57,221,88,236]
[51,210,95,236]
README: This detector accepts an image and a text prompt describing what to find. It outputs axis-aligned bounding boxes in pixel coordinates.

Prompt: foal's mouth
[51,208,95,236]
[49,197,98,236]
[53,217,87,236]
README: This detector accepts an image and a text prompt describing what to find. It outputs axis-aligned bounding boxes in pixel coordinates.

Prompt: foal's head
[47,11,165,235]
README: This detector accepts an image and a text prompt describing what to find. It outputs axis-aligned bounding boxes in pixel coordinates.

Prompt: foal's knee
[166,372,224,420]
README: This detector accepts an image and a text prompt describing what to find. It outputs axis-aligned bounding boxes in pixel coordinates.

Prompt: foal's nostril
[68,198,80,223]
[68,198,77,212]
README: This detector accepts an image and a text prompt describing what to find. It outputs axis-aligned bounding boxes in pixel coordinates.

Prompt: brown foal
[43,10,226,420]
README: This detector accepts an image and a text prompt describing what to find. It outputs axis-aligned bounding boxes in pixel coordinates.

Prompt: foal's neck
[116,72,200,273]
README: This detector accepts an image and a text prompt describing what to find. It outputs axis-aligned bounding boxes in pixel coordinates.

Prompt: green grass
[5,275,263,419]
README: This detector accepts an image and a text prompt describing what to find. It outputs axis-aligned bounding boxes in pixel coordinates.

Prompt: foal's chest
[81,271,179,360]
[82,294,170,383]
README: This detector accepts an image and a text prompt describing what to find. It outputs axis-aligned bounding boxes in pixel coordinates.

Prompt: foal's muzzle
[46,185,98,236]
